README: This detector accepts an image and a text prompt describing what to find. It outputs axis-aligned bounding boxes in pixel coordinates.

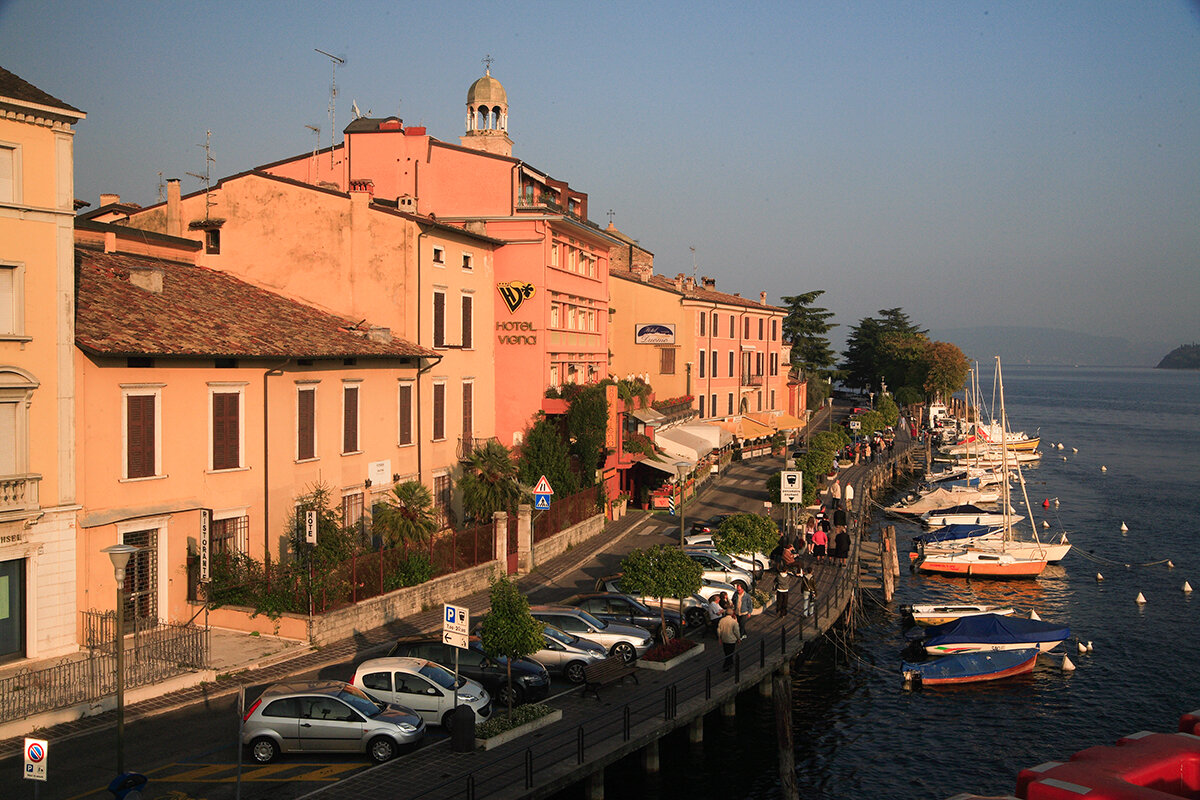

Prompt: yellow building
[0,67,85,663]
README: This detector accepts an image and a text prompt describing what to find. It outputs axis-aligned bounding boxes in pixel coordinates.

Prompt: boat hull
[905,604,1016,626]
[917,552,1047,578]
[902,648,1039,685]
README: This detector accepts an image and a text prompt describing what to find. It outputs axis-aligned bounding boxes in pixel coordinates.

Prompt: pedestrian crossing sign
[534,494,551,510]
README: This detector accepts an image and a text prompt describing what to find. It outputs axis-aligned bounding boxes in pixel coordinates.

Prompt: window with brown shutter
[212,392,240,470]
[462,382,473,439]
[127,394,155,478]
[659,348,676,375]
[699,312,705,337]
[297,388,315,460]
[433,383,445,440]
[461,294,473,349]
[433,291,446,348]
[343,385,359,453]
[758,318,764,339]
[398,383,413,445]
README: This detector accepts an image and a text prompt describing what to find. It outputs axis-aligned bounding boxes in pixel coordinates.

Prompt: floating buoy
[1043,498,1050,508]
[1096,572,1104,581]
[1042,520,1050,528]
[1168,560,1175,568]
[1072,448,1078,453]
[1062,456,1068,461]
[1077,641,1088,654]
[1135,592,1147,604]
[1054,498,1060,507]
[1030,609,1041,620]
[1184,581,1193,593]
[1062,655,1075,671]
[1057,442,1064,450]
[1101,465,1107,472]
[1120,522,1128,532]
[1087,641,1093,652]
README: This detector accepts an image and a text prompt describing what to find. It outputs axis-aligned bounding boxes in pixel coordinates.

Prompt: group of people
[706,584,756,671]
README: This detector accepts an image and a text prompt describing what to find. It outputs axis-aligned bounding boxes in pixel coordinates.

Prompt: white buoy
[1096,572,1104,581]
[1120,522,1128,533]
[1168,561,1174,568]
[1043,520,1050,528]
[1062,456,1068,461]
[1062,655,1076,671]
[1072,448,1078,453]
[1135,592,1147,604]
[1077,641,1088,654]
[1087,641,1094,652]
[1184,581,1193,593]
[1101,465,1107,472]
[1030,609,1041,620]
[1057,442,1064,450]
[1054,498,1060,507]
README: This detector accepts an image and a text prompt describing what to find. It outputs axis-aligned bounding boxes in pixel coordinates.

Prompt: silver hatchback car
[531,623,608,683]
[529,605,653,663]
[242,680,426,764]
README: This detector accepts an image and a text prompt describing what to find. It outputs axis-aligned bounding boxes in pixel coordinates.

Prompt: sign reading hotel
[635,323,675,345]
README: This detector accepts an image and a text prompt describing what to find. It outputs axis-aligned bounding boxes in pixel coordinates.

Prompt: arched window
[0,366,38,485]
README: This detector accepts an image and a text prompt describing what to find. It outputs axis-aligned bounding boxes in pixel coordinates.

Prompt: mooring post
[759,674,773,698]
[643,739,660,773]
[587,770,605,800]
[689,716,704,744]
[774,670,798,800]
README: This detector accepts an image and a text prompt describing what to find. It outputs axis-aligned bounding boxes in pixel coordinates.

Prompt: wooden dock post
[881,527,896,602]
[887,525,901,577]
[688,716,704,744]
[774,670,799,800]
[642,739,660,773]
[587,771,605,800]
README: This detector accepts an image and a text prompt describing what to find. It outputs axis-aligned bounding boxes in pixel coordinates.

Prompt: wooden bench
[581,656,639,700]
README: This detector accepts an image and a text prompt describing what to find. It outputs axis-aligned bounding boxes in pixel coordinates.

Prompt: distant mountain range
[927,326,1170,367]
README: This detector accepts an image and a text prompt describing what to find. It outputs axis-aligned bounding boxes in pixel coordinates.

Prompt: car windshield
[571,608,607,629]
[418,662,458,690]
[338,685,385,718]
[543,624,578,646]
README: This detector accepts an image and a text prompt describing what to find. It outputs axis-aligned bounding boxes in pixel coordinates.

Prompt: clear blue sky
[3,0,1197,356]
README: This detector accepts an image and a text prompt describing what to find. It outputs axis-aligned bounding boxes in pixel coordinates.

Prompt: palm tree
[460,439,525,524]
[373,480,438,549]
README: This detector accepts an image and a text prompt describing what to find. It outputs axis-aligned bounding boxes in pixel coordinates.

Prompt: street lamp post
[102,543,139,777]
[675,461,690,547]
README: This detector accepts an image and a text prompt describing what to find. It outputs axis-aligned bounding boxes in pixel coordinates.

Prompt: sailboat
[916,359,1060,578]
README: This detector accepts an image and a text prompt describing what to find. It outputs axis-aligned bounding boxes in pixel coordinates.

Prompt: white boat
[902,603,1016,626]
[920,533,1071,564]
[920,504,1022,529]
[916,547,1048,579]
[884,487,999,517]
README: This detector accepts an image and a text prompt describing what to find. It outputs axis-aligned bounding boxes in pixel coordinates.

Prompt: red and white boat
[916,547,1048,578]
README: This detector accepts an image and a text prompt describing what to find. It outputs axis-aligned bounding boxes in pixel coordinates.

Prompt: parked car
[386,637,550,706]
[528,605,653,663]
[594,573,732,629]
[680,547,756,591]
[689,514,733,536]
[531,623,608,683]
[562,592,687,640]
[351,656,491,729]
[242,680,425,764]
[682,536,769,578]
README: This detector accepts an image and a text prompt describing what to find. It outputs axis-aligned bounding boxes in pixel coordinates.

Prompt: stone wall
[531,513,605,566]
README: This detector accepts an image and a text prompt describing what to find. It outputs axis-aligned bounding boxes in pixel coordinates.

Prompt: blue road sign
[534,493,551,510]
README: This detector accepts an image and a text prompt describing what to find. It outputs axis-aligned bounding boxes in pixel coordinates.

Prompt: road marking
[237,763,298,781]
[291,763,365,781]
[162,764,232,781]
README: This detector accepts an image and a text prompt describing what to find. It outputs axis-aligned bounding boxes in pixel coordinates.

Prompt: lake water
[599,365,1200,799]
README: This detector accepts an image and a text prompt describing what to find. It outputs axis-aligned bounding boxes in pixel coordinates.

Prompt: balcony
[740,371,764,387]
[0,474,41,522]
[458,435,500,461]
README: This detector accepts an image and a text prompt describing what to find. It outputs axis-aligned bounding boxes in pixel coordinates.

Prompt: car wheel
[368,736,397,763]
[564,661,587,684]
[249,736,278,764]
[496,683,524,706]
[686,608,707,629]
[663,621,681,640]
[611,641,636,663]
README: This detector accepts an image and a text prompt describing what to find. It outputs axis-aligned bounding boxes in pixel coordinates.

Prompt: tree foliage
[619,545,703,641]
[372,481,438,548]
[782,290,838,374]
[714,514,778,556]
[922,340,971,402]
[460,439,525,524]
[287,482,356,565]
[840,308,926,393]
[561,383,609,487]
[875,393,900,427]
[518,416,579,497]
[479,574,545,718]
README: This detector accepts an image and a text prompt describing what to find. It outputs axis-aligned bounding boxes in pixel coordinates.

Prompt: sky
[3,1,1198,361]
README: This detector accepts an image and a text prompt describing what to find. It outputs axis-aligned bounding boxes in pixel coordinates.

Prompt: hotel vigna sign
[497,280,538,345]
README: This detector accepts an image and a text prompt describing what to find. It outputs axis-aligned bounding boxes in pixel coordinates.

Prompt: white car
[529,605,653,663]
[682,535,769,577]
[594,574,724,630]
[352,657,491,729]
[681,547,756,591]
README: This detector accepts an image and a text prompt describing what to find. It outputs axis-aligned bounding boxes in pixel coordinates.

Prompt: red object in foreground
[1016,728,1200,799]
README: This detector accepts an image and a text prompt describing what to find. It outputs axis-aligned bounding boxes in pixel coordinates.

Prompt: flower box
[474,708,562,751]
[637,642,705,671]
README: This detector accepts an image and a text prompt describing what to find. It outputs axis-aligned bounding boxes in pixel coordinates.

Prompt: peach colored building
[72,222,435,627]
[0,68,85,663]
[258,70,618,448]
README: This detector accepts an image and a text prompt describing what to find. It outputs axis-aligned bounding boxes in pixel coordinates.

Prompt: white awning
[641,457,692,475]
[631,407,667,424]
[676,423,733,448]
[655,428,714,462]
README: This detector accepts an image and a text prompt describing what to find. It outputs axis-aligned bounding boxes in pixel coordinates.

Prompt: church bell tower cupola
[461,58,513,157]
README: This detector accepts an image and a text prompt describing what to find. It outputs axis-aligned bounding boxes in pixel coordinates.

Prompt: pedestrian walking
[735,582,753,636]
[706,593,723,638]
[718,607,740,671]
[775,570,791,616]
[798,568,817,617]
[830,478,841,511]
[844,482,855,512]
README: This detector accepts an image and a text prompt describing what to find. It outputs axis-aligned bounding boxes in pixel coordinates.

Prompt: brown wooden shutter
[127,395,155,478]
[433,383,445,440]
[212,392,240,470]
[433,292,445,348]
[398,384,412,445]
[461,295,473,349]
[297,388,315,460]
[462,382,473,438]
[343,386,359,453]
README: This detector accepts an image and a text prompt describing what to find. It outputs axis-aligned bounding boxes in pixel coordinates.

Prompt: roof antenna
[185,130,216,221]
[690,246,697,280]
[156,171,165,203]
[315,48,345,166]
[304,124,321,182]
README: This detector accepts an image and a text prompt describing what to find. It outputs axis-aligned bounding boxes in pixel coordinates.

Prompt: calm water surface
[601,366,1200,799]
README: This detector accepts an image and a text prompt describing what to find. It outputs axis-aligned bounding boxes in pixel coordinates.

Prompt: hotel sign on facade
[635,323,675,345]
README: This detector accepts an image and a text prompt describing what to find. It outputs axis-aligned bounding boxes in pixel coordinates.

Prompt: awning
[631,407,667,424]
[748,411,807,430]
[655,428,714,462]
[711,416,775,440]
[641,457,693,475]
[676,423,734,448]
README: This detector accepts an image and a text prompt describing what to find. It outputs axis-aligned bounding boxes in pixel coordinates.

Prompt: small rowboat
[901,603,1016,627]
[901,647,1039,686]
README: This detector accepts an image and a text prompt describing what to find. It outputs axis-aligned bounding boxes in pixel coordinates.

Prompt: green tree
[618,545,703,642]
[373,480,438,549]
[875,393,900,427]
[714,514,778,559]
[840,308,926,393]
[922,340,971,403]
[479,574,545,718]
[782,291,838,411]
[563,383,609,486]
[460,439,525,523]
[518,416,579,497]
[286,483,356,614]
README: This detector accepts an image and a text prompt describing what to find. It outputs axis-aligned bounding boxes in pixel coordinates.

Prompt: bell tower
[461,57,513,157]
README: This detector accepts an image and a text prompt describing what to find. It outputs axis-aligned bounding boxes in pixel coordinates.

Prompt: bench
[581,655,639,700]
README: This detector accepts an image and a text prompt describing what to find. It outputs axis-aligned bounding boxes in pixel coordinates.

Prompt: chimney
[100,193,120,207]
[632,263,652,282]
[701,276,716,290]
[685,276,696,291]
[128,265,164,294]
[674,272,685,291]
[167,179,182,237]
[760,291,767,305]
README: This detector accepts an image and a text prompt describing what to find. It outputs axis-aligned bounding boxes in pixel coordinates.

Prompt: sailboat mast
[995,358,1043,547]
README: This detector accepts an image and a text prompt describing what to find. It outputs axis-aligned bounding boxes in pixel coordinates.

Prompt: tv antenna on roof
[304,124,321,181]
[315,48,345,166]
[186,130,216,221]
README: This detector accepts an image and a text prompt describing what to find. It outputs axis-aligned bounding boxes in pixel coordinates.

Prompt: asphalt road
[0,458,786,800]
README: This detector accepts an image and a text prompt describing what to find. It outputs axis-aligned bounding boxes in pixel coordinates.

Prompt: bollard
[760,639,766,669]
[623,704,631,741]
[467,775,475,800]
[705,668,712,700]
[451,704,477,752]
[577,726,585,764]
[781,625,787,655]
[735,652,741,682]
[525,748,533,789]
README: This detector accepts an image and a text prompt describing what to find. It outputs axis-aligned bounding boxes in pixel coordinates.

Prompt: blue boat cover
[913,523,996,545]
[901,648,1039,680]
[925,504,990,516]
[905,613,1069,644]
